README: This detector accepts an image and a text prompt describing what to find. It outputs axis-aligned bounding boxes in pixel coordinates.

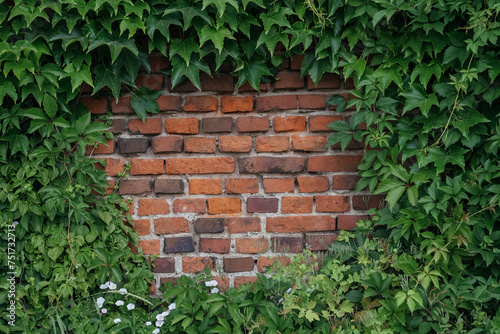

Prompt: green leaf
[259,5,293,34]
[420,146,468,174]
[386,185,406,210]
[285,22,313,51]
[202,0,238,17]
[88,31,139,63]
[164,0,212,30]
[256,27,289,54]
[170,38,199,66]
[146,14,182,41]
[64,64,93,93]
[235,57,272,91]
[0,79,17,104]
[454,110,489,139]
[43,93,58,118]
[443,46,468,66]
[131,87,162,122]
[400,85,438,117]
[300,53,332,85]
[11,134,29,156]
[199,26,234,54]
[410,63,441,88]
[170,56,211,91]
[92,65,124,101]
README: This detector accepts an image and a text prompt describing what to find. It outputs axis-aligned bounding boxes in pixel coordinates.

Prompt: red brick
[183,257,214,273]
[236,238,268,254]
[234,276,258,288]
[184,137,216,153]
[200,238,231,253]
[298,94,327,109]
[292,135,327,151]
[110,119,127,133]
[256,136,289,152]
[132,219,150,236]
[267,215,335,233]
[119,179,151,195]
[157,95,181,111]
[226,178,259,194]
[224,257,254,272]
[189,179,222,194]
[309,115,343,132]
[221,96,253,113]
[238,82,270,92]
[271,237,303,253]
[194,218,225,233]
[208,198,241,214]
[81,97,107,114]
[262,179,294,195]
[219,136,252,152]
[226,217,261,233]
[152,136,183,153]
[290,54,303,70]
[274,72,304,89]
[297,176,329,193]
[129,118,162,134]
[307,73,341,89]
[202,117,233,133]
[306,234,338,250]
[149,55,170,72]
[247,198,279,213]
[112,96,133,114]
[337,215,369,230]
[184,96,218,112]
[135,74,163,90]
[166,157,235,174]
[239,157,305,173]
[86,138,114,155]
[154,217,190,234]
[173,199,206,213]
[165,118,199,134]
[138,239,160,255]
[274,116,306,132]
[95,158,125,176]
[255,95,297,111]
[308,155,362,172]
[331,175,361,190]
[352,195,385,210]
[257,257,290,273]
[117,138,148,154]
[282,197,313,213]
[130,159,164,175]
[153,257,175,273]
[237,116,269,132]
[201,73,234,92]
[170,79,197,92]
[316,195,350,212]
[160,277,178,286]
[138,199,170,216]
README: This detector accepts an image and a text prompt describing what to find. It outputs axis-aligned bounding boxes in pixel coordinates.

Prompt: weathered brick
[297,176,329,193]
[170,79,197,92]
[219,136,252,152]
[183,257,214,273]
[184,96,218,112]
[184,137,216,153]
[123,200,134,215]
[290,54,303,70]
[226,178,259,194]
[130,159,164,175]
[119,179,151,195]
[189,179,222,194]
[173,199,206,213]
[330,139,365,150]
[110,119,127,133]
[316,195,350,212]
[257,257,290,273]
[164,237,194,253]
[352,195,385,210]
[345,77,355,89]
[81,97,107,114]
[274,116,306,132]
[306,234,338,250]
[237,116,269,132]
[307,73,341,89]
[155,178,184,194]
[208,198,241,214]
[281,196,313,213]
[274,72,304,89]
[292,135,327,151]
[238,82,271,92]
[256,136,289,152]
[263,178,294,193]
[138,239,160,255]
[157,95,182,111]
[149,55,170,72]
[256,95,297,111]
[202,117,233,133]
[135,74,163,90]
[221,96,253,113]
[337,215,369,230]
[331,175,360,190]
[86,139,114,154]
[224,257,254,273]
[95,158,125,176]
[129,118,162,134]
[271,237,303,253]
[239,157,305,173]
[117,138,148,154]
[247,198,279,213]
[267,215,335,233]
[153,257,175,273]
[160,277,178,286]
[236,238,268,254]
[152,136,183,153]
[234,276,258,288]
[309,115,343,132]
[226,217,261,233]
[201,73,234,92]
[112,96,134,114]
[154,217,190,234]
[194,218,225,233]
[138,199,170,216]
[166,157,235,174]
[165,118,199,134]
[200,238,230,253]
[132,219,150,236]
[308,155,362,172]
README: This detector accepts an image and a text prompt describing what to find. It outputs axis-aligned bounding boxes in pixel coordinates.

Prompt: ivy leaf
[260,5,293,34]
[343,56,366,81]
[400,84,438,117]
[202,0,238,17]
[49,27,88,50]
[10,134,29,156]
[420,146,468,175]
[170,55,211,91]
[256,27,289,54]
[145,14,182,41]
[0,79,17,104]
[241,0,265,9]
[235,57,272,91]
[376,97,398,115]
[443,46,468,66]
[43,93,58,119]
[88,30,138,63]
[119,16,146,39]
[199,26,234,54]
[92,65,123,101]
[454,109,489,139]
[285,22,313,51]
[95,0,122,15]
[130,87,162,122]
[373,66,403,92]
[164,0,212,31]
[113,49,150,80]
[64,64,93,93]
[410,63,441,88]
[300,53,332,85]
[169,38,199,66]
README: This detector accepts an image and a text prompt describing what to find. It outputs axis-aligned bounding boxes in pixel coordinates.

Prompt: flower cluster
[205,279,219,293]
[147,303,176,333]
[95,282,135,327]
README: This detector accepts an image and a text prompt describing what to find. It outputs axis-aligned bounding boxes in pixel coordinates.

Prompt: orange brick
[307,73,341,89]
[292,135,327,152]
[306,234,338,250]
[112,96,133,114]
[184,96,218,112]
[182,257,214,273]
[255,95,297,111]
[165,158,235,174]
[130,159,164,175]
[281,196,313,213]
[189,179,222,194]
[234,276,258,288]
[221,96,254,112]
[154,217,190,234]
[266,215,335,233]
[274,116,306,132]
[138,239,160,255]
[123,200,134,215]
[138,199,170,215]
[263,178,294,193]
[132,219,150,236]
[199,238,230,253]
[184,137,216,153]
[208,198,241,214]
[257,257,290,273]
[331,175,361,190]
[219,136,252,152]
[173,199,206,213]
[226,217,261,233]
[274,72,304,89]
[165,118,199,134]
[157,95,181,111]
[316,195,350,212]
[129,118,162,134]
[95,158,125,176]
[308,155,362,172]
[256,136,289,152]
[297,176,329,193]
[135,74,163,90]
[86,138,114,155]
[237,116,269,132]
[309,115,342,132]
[236,238,269,254]
[226,178,259,194]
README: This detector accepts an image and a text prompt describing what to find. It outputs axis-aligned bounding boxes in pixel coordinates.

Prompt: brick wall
[83,54,384,292]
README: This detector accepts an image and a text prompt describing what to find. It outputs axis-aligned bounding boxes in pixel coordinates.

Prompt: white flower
[153,329,160,334]
[99,284,108,290]
[119,288,128,295]
[155,320,164,327]
[145,321,152,326]
[127,303,135,310]
[96,297,105,308]
[205,279,218,287]
[114,318,121,324]
[168,303,176,310]
[108,282,117,290]
[286,288,292,294]
[211,288,219,294]
[101,308,108,314]
[115,300,124,306]
[277,298,284,305]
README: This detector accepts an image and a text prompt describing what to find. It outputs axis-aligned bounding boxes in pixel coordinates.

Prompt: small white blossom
[99,284,108,290]
[127,303,135,310]
[115,300,124,306]
[211,288,219,294]
[96,297,105,308]
[286,288,292,294]
[155,320,164,327]
[101,308,108,314]
[277,298,284,305]
[156,314,165,321]
[205,279,218,287]
[108,282,117,290]
[153,329,160,334]
[168,303,176,310]
[119,288,128,295]
[145,321,152,326]
[114,318,121,324]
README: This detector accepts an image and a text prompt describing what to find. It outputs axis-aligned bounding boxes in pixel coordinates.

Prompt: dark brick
[152,136,183,153]
[117,138,149,154]
[202,117,232,133]
[201,73,234,92]
[119,179,151,195]
[194,218,225,233]
[153,258,175,273]
[247,198,279,213]
[352,195,385,210]
[224,257,254,273]
[164,237,195,253]
[271,237,303,253]
[110,119,127,133]
[160,277,178,286]
[155,178,184,194]
[337,215,369,230]
[305,234,338,250]
[238,157,305,173]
